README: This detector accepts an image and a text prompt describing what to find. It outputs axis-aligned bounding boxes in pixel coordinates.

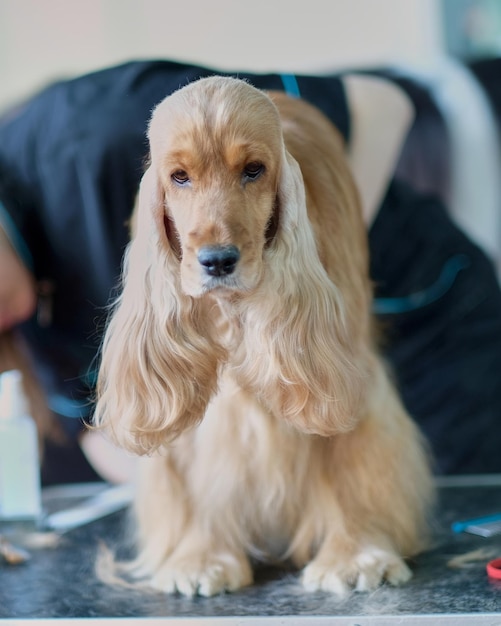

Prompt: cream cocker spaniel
[94,76,434,597]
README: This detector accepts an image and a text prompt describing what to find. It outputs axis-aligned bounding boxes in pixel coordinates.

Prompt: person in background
[1,60,500,484]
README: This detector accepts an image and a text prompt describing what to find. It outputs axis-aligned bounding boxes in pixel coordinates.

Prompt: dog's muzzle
[197,244,240,277]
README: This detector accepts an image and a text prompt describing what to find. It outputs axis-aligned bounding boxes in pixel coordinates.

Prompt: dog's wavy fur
[94,76,434,596]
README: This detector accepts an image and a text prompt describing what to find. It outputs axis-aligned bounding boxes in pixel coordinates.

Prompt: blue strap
[373,254,470,315]
[280,73,301,98]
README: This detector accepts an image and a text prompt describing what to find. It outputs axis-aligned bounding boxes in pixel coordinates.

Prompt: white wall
[0,0,443,112]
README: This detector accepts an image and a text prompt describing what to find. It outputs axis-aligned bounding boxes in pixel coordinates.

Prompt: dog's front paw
[150,552,253,597]
[302,546,412,596]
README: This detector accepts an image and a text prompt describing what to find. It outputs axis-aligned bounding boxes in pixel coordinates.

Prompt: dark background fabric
[371,180,501,474]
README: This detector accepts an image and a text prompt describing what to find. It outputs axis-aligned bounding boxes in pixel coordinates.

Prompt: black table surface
[1,476,501,624]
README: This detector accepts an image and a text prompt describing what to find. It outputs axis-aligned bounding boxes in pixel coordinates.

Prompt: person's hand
[0,226,36,331]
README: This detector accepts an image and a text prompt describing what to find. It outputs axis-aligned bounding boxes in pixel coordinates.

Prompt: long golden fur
[94,76,434,596]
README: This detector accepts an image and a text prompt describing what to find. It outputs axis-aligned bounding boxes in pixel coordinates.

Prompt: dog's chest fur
[170,366,319,560]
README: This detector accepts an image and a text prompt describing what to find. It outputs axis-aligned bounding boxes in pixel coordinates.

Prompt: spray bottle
[0,369,42,520]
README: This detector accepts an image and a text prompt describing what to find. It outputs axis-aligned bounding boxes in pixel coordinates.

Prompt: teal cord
[373,254,470,315]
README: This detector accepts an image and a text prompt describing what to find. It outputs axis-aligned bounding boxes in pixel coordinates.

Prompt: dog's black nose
[197,245,240,277]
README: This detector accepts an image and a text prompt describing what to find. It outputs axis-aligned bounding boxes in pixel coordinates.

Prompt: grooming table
[1,476,501,625]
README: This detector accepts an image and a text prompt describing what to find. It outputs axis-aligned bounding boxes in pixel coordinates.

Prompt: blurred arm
[343,74,415,226]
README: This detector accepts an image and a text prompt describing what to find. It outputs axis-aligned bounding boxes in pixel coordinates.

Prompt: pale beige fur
[94,76,434,597]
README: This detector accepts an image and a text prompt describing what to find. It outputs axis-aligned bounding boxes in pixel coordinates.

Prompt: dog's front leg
[134,454,253,597]
[149,531,253,596]
[301,531,412,596]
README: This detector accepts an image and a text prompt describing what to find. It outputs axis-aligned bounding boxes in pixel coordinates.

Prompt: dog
[94,76,434,597]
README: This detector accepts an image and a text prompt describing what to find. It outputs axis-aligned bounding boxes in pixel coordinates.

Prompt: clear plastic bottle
[0,369,42,520]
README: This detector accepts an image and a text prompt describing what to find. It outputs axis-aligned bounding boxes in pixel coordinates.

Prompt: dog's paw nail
[197,565,226,597]
[174,574,199,597]
[356,547,413,589]
[303,548,412,595]
[302,565,349,596]
[355,570,381,592]
[386,560,413,586]
[150,553,253,597]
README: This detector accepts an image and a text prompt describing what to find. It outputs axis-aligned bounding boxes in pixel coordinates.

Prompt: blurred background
[1,0,501,273]
[0,0,444,110]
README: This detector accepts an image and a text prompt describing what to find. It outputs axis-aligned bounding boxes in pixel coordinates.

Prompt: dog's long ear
[93,166,223,454]
[237,150,371,436]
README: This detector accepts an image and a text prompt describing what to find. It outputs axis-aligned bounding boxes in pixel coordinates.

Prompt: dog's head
[143,76,284,298]
[95,77,371,452]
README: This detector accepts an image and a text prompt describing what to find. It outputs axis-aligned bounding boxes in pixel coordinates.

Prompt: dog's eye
[172,170,190,186]
[243,162,265,181]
